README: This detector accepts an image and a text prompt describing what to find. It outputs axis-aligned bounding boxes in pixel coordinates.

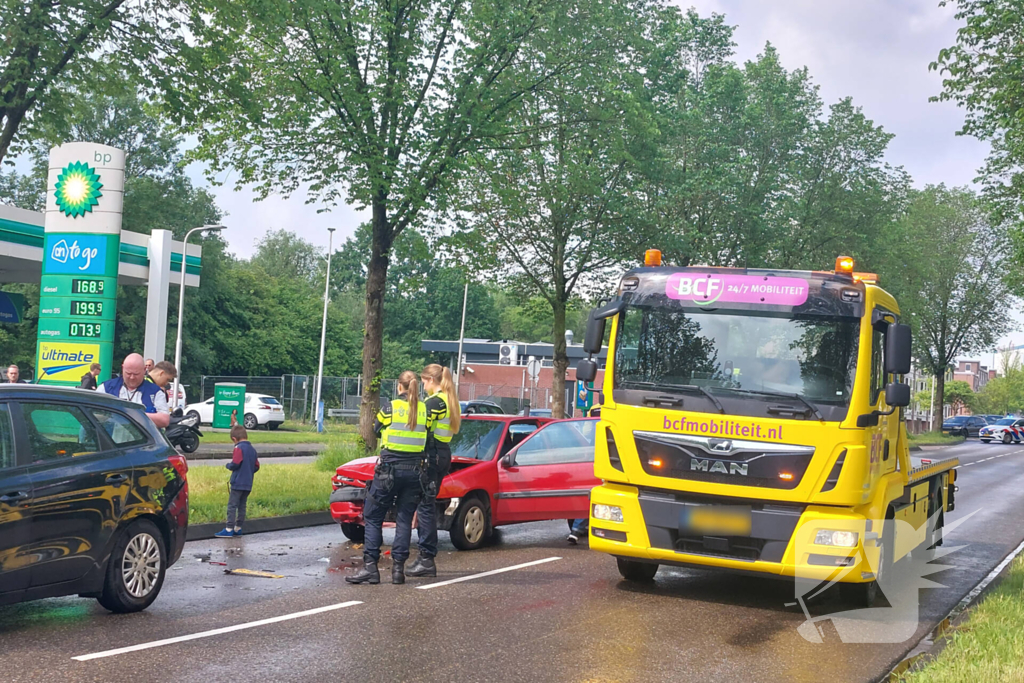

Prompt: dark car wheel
[97,519,166,613]
[243,413,258,430]
[450,497,490,550]
[616,558,658,582]
[340,522,365,543]
[179,432,200,454]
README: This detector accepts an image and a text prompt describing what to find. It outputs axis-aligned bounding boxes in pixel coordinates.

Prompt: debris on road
[224,568,284,579]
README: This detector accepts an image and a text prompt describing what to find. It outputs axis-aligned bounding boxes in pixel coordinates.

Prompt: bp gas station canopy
[0,184,202,371]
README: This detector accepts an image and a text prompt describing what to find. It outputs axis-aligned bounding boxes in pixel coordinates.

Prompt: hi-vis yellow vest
[431,392,454,443]
[380,398,428,452]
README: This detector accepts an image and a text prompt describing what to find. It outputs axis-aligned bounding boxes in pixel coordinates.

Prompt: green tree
[881,186,1018,420]
[944,380,976,414]
[166,0,604,447]
[251,230,324,285]
[456,0,665,417]
[0,0,179,164]
[932,0,1024,265]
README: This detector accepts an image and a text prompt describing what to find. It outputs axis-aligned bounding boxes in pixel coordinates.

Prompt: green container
[213,383,246,429]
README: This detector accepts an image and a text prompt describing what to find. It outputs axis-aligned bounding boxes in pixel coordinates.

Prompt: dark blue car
[0,385,188,612]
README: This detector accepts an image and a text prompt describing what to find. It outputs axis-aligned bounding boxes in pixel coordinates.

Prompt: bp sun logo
[54,161,103,218]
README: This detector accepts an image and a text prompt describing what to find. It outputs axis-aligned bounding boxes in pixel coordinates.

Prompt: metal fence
[198,375,578,422]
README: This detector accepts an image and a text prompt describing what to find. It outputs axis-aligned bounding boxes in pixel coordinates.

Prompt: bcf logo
[675,276,722,299]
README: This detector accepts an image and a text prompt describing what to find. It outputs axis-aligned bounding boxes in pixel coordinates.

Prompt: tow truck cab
[577,252,958,605]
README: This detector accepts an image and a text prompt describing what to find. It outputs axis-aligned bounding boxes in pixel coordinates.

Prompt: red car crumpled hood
[336,455,484,484]
[336,456,378,482]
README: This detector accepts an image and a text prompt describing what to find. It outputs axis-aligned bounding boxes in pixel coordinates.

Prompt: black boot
[406,556,437,577]
[392,561,406,585]
[346,562,380,584]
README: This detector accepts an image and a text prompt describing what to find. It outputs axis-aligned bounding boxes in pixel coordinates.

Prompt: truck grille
[633,431,815,490]
[637,488,805,563]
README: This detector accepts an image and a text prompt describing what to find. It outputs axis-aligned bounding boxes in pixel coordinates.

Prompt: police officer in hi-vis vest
[348,370,432,585]
[407,364,462,577]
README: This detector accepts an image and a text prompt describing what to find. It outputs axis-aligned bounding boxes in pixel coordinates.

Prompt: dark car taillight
[168,454,188,478]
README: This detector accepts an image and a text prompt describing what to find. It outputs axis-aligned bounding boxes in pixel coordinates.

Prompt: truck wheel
[839,579,879,608]
[450,497,489,550]
[97,520,166,613]
[616,558,658,582]
[340,522,365,543]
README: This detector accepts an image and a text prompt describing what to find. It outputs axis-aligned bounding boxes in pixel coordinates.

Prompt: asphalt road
[3,439,1022,683]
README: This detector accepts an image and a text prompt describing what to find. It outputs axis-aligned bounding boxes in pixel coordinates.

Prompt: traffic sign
[527,358,541,381]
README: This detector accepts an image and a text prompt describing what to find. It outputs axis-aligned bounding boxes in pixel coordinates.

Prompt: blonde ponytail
[398,370,419,430]
[441,366,461,434]
[422,363,461,434]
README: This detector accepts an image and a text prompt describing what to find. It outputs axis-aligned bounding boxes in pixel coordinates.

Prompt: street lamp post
[171,225,225,410]
[312,228,336,431]
[454,283,468,393]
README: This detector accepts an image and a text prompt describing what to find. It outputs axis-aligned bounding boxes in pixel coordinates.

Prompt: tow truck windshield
[614,305,860,421]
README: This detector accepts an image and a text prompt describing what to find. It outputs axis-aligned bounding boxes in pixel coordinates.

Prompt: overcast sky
[186,0,1020,362]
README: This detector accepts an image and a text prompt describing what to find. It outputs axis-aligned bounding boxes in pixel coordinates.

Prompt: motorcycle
[166,407,203,454]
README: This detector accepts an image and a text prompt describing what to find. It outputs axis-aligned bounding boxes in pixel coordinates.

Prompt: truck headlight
[814,530,859,547]
[593,504,624,523]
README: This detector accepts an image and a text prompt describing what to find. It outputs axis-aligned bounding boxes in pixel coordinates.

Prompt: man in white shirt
[96,353,171,428]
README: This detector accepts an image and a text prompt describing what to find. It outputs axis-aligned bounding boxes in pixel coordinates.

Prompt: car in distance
[985,415,1003,424]
[329,416,598,550]
[459,400,505,415]
[185,392,285,429]
[941,415,987,437]
[979,417,1024,443]
[0,385,188,612]
[517,407,553,417]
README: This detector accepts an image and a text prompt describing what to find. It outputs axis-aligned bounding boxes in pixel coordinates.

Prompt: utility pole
[311,228,335,430]
[455,283,468,392]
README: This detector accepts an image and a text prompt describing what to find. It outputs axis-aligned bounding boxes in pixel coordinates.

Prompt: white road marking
[417,557,562,590]
[73,601,363,661]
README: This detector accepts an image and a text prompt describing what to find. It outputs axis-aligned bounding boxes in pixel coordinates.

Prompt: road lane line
[417,557,562,590]
[72,601,363,661]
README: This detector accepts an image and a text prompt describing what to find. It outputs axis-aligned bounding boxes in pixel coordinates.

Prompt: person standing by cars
[96,353,171,428]
[216,425,260,537]
[347,370,431,585]
[408,364,461,578]
[4,364,27,383]
[79,362,102,390]
[147,360,177,401]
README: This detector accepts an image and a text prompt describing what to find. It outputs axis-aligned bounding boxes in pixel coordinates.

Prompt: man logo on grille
[710,439,733,453]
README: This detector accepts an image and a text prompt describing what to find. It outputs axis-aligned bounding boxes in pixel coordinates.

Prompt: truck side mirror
[583,313,606,355]
[577,359,597,383]
[885,323,912,375]
[885,382,910,408]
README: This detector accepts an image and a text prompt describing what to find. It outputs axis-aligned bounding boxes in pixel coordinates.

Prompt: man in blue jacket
[216,425,260,537]
[96,353,171,428]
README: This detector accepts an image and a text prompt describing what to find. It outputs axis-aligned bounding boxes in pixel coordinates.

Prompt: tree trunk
[358,204,392,453]
[931,371,946,430]
[550,297,568,419]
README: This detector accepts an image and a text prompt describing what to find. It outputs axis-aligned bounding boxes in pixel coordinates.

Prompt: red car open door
[496,419,598,524]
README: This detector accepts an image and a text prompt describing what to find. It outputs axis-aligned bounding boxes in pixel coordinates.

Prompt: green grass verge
[908,431,965,446]
[187,441,367,524]
[897,554,1024,682]
[200,430,357,445]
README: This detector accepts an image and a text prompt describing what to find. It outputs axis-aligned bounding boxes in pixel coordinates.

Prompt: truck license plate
[681,506,752,536]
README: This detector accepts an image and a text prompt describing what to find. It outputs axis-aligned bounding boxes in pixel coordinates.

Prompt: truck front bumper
[588,483,879,584]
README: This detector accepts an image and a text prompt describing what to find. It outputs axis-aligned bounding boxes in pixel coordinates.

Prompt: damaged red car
[329,416,598,549]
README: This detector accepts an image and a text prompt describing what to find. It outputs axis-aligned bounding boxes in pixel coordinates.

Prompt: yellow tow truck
[575,252,958,606]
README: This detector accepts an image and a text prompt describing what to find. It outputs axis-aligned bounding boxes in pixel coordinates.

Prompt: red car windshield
[450,419,506,461]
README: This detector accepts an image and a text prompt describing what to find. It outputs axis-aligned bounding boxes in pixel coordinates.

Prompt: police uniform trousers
[416,440,452,559]
[363,460,423,565]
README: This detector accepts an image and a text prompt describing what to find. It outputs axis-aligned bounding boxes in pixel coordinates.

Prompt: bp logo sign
[54,161,103,218]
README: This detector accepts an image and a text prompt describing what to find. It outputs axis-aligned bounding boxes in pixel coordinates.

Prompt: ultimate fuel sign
[35,143,125,386]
